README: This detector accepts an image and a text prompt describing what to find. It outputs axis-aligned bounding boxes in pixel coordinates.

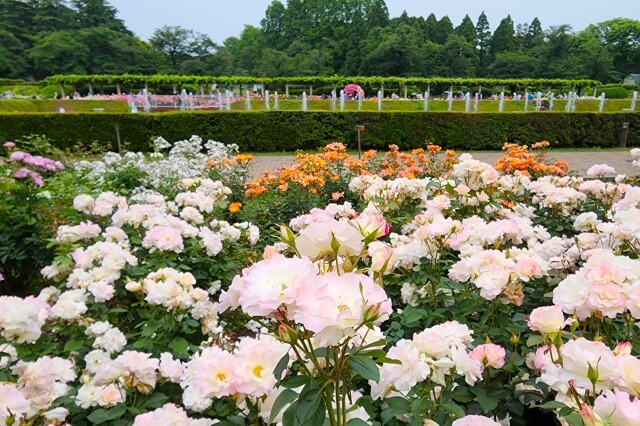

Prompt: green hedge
[0,111,638,152]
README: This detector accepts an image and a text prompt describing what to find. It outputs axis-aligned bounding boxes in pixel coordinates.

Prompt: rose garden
[1,121,640,425]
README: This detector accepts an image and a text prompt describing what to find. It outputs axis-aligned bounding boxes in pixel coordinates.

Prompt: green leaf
[385,396,411,413]
[346,419,370,426]
[87,404,127,424]
[270,389,298,423]
[273,353,289,380]
[401,306,427,324]
[540,401,569,410]
[169,337,190,358]
[348,355,380,383]
[296,387,324,424]
[283,375,312,389]
[141,393,170,409]
[471,388,499,413]
[526,335,544,347]
[441,401,466,418]
[63,339,85,352]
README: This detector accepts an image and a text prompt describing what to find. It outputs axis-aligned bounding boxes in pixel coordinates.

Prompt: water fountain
[524,90,529,112]
[447,90,453,112]
[423,91,429,111]
[499,91,504,112]
[225,89,231,111]
[549,93,555,111]
[358,91,362,111]
[265,90,270,110]
[340,90,345,111]
[599,93,606,113]
[465,92,471,112]
[302,92,307,111]
[180,89,188,111]
[377,91,382,111]
[536,92,542,111]
[631,91,638,112]
[143,88,152,113]
[331,90,336,110]
[474,93,479,112]
[274,92,279,110]
[245,90,252,111]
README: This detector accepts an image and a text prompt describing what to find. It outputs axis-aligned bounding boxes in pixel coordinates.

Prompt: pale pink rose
[516,258,543,281]
[142,225,184,253]
[532,345,559,371]
[295,219,364,260]
[0,383,31,421]
[528,306,569,334]
[553,275,591,320]
[588,262,625,285]
[294,272,392,346]
[368,241,395,273]
[623,281,640,319]
[470,343,506,369]
[262,245,280,259]
[233,335,290,396]
[182,347,237,400]
[3,141,15,148]
[375,340,430,394]
[615,341,633,356]
[617,354,640,396]
[586,282,626,318]
[88,281,116,302]
[593,390,640,426]
[227,254,318,317]
[580,404,603,426]
[452,415,500,426]
[159,353,184,383]
[133,403,213,426]
[561,338,618,391]
[351,214,390,239]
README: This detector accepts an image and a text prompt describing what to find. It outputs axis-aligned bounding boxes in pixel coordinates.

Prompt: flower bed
[2,139,640,425]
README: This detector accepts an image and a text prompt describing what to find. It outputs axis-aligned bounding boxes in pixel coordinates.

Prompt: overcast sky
[108,0,639,44]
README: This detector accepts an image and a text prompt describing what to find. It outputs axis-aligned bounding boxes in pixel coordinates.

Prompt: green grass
[0,98,635,114]
[231,98,635,113]
[0,100,129,113]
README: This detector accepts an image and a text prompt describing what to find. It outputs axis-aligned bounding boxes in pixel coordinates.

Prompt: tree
[31,0,78,34]
[456,15,477,44]
[434,16,454,44]
[489,51,538,78]
[424,13,438,42]
[0,30,28,77]
[490,15,517,57]
[71,0,127,32]
[261,0,287,50]
[149,26,195,69]
[367,0,389,29]
[476,11,491,75]
[587,18,640,77]
[28,30,90,77]
[526,17,544,48]
[572,32,616,81]
[437,33,478,77]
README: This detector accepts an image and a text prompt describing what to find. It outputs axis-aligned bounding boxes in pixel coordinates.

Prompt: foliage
[1,111,639,154]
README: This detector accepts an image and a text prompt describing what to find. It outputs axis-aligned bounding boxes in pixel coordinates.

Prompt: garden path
[248,151,637,179]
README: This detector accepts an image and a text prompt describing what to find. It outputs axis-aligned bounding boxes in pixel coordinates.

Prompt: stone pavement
[248,151,638,179]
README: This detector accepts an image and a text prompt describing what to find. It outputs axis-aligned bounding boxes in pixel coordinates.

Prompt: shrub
[597,86,631,99]
[0,111,639,153]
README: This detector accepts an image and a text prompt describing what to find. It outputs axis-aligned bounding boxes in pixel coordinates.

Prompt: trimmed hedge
[0,111,638,152]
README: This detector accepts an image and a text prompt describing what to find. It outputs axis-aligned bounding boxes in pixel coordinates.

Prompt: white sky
[108,0,640,44]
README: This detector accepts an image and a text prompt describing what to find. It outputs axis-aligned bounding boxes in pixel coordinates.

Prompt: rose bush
[2,138,640,425]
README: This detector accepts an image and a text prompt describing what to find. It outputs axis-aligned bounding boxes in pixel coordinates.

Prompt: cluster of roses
[3,141,64,186]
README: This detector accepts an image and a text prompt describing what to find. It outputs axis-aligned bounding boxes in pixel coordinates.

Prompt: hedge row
[0,111,638,152]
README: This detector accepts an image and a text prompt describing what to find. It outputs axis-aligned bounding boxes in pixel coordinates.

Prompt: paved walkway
[249,151,638,179]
